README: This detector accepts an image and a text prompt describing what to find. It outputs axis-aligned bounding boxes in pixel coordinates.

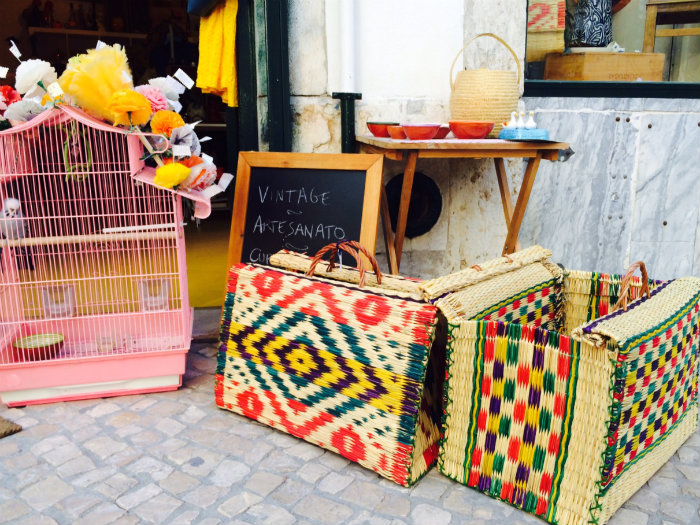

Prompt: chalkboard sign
[228,152,384,267]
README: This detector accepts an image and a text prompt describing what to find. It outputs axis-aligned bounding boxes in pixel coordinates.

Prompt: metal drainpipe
[332,92,361,153]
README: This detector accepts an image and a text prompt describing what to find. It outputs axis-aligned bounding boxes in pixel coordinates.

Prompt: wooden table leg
[643,4,658,52]
[380,186,399,275]
[494,158,521,252]
[503,153,541,255]
[394,151,418,270]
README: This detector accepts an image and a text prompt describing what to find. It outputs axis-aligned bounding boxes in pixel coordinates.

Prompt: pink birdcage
[0,105,211,406]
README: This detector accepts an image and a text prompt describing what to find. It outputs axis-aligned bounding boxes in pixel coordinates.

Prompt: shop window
[525,0,700,94]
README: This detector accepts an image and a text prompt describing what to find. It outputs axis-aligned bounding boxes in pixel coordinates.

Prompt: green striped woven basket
[423,247,700,525]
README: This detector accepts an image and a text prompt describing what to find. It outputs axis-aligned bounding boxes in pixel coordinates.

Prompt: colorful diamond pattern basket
[423,246,700,525]
[216,248,443,487]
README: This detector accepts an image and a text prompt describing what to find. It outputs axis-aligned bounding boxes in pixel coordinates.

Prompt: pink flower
[135,84,168,113]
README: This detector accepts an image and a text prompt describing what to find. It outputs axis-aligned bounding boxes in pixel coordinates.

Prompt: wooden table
[357,136,571,275]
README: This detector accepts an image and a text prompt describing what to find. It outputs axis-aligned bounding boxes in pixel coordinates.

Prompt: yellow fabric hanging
[196,0,239,107]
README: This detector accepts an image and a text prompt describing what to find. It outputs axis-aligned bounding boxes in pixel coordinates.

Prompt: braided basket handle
[613,261,650,312]
[449,33,523,92]
[306,241,382,288]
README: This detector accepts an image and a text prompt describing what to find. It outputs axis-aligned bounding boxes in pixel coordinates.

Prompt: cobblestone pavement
[1,342,699,525]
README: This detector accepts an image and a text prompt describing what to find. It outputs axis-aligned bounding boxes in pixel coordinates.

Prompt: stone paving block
[56,455,96,479]
[0,440,19,456]
[318,472,354,494]
[340,480,388,511]
[410,503,452,525]
[155,417,186,437]
[210,459,251,487]
[217,491,263,518]
[87,402,122,418]
[97,472,139,499]
[3,451,38,471]
[71,424,102,442]
[270,479,313,506]
[106,412,141,429]
[297,462,330,483]
[72,466,117,488]
[182,484,227,508]
[245,503,296,525]
[74,502,126,525]
[318,451,350,471]
[286,440,325,461]
[132,492,183,523]
[407,472,451,501]
[0,498,31,521]
[293,494,353,524]
[660,498,699,524]
[55,493,102,520]
[379,494,411,517]
[30,434,72,456]
[19,475,73,511]
[167,508,201,525]
[177,406,208,424]
[609,508,650,525]
[159,471,200,496]
[127,455,174,481]
[11,515,58,525]
[259,449,303,474]
[116,482,162,510]
[244,471,285,496]
[441,486,474,514]
[83,436,127,460]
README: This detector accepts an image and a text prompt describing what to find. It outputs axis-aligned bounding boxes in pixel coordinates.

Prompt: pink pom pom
[135,85,169,113]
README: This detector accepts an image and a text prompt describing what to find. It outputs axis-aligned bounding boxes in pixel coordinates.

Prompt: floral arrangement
[0,42,228,196]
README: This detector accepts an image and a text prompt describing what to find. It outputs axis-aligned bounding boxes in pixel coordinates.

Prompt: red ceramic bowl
[449,121,495,139]
[367,122,399,138]
[434,125,450,139]
[402,124,441,140]
[387,125,407,139]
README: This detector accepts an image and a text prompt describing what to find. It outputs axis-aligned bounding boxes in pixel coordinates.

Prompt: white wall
[325,0,464,102]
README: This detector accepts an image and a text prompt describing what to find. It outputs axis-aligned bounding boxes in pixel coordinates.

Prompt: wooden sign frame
[227,151,384,268]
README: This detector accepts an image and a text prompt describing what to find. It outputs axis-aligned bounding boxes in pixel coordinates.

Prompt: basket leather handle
[613,261,650,312]
[306,240,382,288]
[449,33,522,92]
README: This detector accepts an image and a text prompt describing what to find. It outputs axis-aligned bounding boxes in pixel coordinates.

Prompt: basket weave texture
[425,247,700,525]
[216,251,443,487]
[526,0,566,62]
[449,33,521,138]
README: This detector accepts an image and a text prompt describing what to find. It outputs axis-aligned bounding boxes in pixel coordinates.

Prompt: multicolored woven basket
[216,243,443,486]
[425,246,700,525]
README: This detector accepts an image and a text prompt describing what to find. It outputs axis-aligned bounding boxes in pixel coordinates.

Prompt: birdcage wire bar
[0,108,191,375]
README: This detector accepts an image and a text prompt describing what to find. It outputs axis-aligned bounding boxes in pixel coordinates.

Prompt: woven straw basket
[526,0,566,62]
[216,242,444,487]
[449,33,522,138]
[422,247,700,525]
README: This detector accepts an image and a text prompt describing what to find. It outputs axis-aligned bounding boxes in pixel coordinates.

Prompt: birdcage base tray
[0,374,182,407]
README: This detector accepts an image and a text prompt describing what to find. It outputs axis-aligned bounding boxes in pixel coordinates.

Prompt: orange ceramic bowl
[434,125,450,139]
[387,125,407,139]
[449,121,495,139]
[367,121,399,138]
[402,124,441,140]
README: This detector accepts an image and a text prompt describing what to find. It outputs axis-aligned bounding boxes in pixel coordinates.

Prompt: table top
[356,135,570,151]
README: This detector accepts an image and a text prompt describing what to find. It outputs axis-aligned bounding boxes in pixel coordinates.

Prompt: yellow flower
[107,89,152,127]
[150,110,185,137]
[153,162,191,189]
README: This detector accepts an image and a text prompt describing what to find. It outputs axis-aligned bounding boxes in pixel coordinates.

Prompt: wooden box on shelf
[544,52,665,81]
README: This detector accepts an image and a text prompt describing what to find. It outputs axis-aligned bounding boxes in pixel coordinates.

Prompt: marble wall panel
[518,109,637,274]
[630,114,700,248]
[629,241,695,280]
